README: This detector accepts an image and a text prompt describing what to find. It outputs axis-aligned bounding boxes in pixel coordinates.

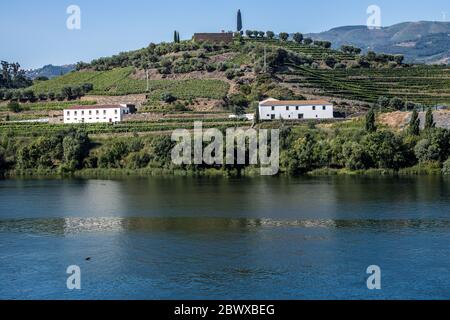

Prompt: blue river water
[0,176,450,300]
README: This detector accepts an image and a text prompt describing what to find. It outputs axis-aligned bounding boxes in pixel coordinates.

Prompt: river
[0,176,449,299]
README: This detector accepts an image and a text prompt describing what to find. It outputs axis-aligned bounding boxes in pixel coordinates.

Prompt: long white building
[258,98,334,120]
[63,104,133,124]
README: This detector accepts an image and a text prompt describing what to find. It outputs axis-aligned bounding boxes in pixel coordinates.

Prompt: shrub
[342,142,368,170]
[7,101,22,113]
[443,158,450,175]
[414,138,438,163]
[161,92,177,103]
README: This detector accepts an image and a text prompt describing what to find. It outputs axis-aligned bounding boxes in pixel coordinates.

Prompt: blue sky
[1,0,449,68]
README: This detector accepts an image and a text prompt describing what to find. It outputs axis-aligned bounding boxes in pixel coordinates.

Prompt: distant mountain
[306,21,450,64]
[25,64,76,80]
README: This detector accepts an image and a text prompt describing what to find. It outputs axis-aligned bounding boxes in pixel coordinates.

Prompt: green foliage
[237,10,243,32]
[377,96,390,109]
[0,146,5,170]
[341,141,368,170]
[30,67,229,99]
[409,109,420,136]
[279,33,289,41]
[424,108,435,130]
[389,97,405,110]
[0,61,32,89]
[161,92,177,103]
[266,31,275,39]
[365,108,377,133]
[361,131,407,169]
[7,101,22,113]
[16,129,90,172]
[443,158,450,175]
[293,33,304,44]
[414,129,450,163]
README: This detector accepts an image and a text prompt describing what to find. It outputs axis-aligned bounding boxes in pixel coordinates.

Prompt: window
[103,110,106,115]
[296,106,299,111]
[115,110,118,115]
[271,106,275,111]
[298,114,304,119]
[81,111,84,115]
[312,106,316,111]
[66,111,70,116]
[271,115,275,120]
[286,106,289,111]
[74,111,77,116]
[323,106,326,110]
[89,111,92,115]
[96,110,99,115]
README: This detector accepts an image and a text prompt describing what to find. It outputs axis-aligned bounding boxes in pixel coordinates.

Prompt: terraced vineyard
[30,67,230,99]
[0,100,96,112]
[250,39,357,62]
[0,119,245,136]
[281,65,450,105]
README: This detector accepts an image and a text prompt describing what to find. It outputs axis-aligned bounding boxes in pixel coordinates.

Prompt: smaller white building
[258,98,334,121]
[63,104,132,124]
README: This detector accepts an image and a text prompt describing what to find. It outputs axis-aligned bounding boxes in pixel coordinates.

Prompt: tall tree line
[0,61,32,89]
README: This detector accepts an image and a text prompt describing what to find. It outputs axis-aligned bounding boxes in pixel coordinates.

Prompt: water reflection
[2,217,450,235]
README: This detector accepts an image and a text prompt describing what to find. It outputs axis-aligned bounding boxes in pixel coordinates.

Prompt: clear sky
[1,0,449,68]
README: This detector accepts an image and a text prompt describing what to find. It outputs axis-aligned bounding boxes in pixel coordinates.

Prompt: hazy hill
[306,21,450,64]
[25,64,76,79]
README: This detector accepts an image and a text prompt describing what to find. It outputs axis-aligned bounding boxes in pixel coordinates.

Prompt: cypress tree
[424,107,435,130]
[237,10,243,33]
[365,108,377,133]
[174,30,177,43]
[408,109,420,136]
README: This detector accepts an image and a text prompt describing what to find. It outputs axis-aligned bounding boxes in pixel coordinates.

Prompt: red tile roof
[260,100,332,107]
[66,105,123,110]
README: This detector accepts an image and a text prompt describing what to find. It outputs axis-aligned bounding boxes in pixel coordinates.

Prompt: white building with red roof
[63,104,133,124]
[258,98,334,120]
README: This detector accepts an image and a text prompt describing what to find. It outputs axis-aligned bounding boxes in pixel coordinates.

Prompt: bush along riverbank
[1,113,450,178]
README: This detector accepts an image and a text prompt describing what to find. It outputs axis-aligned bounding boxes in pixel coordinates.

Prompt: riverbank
[1,162,448,180]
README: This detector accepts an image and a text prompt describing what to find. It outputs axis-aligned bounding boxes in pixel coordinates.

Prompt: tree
[61,86,73,100]
[325,56,337,68]
[0,146,5,170]
[237,10,243,33]
[377,96,390,110]
[341,45,361,54]
[82,83,94,93]
[365,108,377,133]
[389,97,405,111]
[161,92,177,103]
[7,101,22,113]
[293,33,303,44]
[279,32,289,41]
[304,38,313,45]
[408,109,420,136]
[245,30,253,38]
[424,107,435,130]
[173,31,180,43]
[266,31,275,39]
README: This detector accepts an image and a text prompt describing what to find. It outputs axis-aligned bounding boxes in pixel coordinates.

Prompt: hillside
[2,34,449,131]
[306,21,450,64]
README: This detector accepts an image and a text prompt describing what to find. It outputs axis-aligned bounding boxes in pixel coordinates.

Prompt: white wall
[259,104,334,120]
[63,107,130,124]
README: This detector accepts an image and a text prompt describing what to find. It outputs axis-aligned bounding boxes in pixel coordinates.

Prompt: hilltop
[306,21,450,64]
[25,64,76,80]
